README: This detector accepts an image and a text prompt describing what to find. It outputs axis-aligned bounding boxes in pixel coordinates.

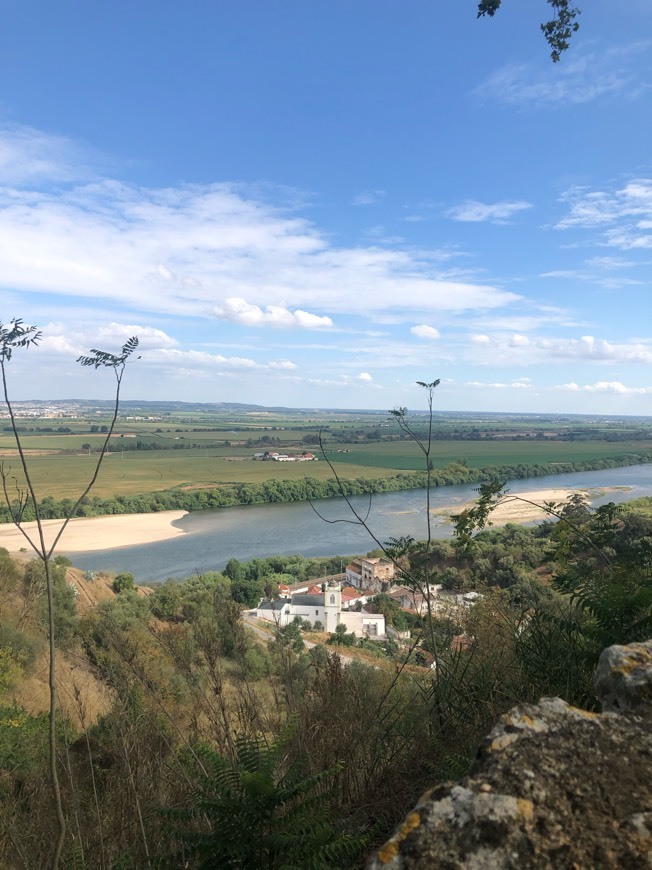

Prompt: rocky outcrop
[368,640,652,870]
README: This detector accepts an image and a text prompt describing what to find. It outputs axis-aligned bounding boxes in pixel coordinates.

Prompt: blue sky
[2,0,652,414]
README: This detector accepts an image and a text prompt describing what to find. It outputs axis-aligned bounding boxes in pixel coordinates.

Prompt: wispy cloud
[475,42,651,107]
[465,379,532,390]
[0,122,100,185]
[352,189,386,206]
[541,253,644,288]
[447,200,532,223]
[556,178,652,249]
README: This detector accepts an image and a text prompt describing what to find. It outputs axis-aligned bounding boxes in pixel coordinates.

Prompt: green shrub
[112,572,136,594]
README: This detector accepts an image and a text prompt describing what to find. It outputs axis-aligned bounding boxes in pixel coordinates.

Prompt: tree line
[2,452,651,523]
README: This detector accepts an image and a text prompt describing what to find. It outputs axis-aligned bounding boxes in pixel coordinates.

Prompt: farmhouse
[253,450,318,461]
[255,581,385,638]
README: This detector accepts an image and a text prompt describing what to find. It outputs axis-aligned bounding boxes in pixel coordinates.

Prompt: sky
[1,0,652,415]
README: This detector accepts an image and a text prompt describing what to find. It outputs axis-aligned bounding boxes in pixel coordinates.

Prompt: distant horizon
[4,396,652,423]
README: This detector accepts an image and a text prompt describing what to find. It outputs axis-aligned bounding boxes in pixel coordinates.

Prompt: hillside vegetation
[1,494,651,867]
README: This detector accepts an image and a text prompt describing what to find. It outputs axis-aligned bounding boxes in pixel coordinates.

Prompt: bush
[112,572,136,594]
[327,624,357,647]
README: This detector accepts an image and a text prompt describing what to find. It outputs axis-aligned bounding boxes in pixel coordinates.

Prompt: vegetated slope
[0,494,651,867]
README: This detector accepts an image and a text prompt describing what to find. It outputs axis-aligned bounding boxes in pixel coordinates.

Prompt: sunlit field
[1,408,651,501]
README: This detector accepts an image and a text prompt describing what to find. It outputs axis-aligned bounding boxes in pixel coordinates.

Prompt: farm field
[0,436,651,501]
[1,402,652,504]
[0,449,396,500]
[325,439,652,471]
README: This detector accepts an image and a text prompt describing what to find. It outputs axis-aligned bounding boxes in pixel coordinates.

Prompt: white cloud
[32,321,178,357]
[0,124,520,326]
[96,322,178,348]
[213,298,334,330]
[475,42,651,107]
[447,200,532,223]
[355,372,373,382]
[559,381,652,395]
[146,348,259,369]
[268,359,298,370]
[468,333,652,366]
[411,324,441,340]
[38,334,80,355]
[465,380,532,390]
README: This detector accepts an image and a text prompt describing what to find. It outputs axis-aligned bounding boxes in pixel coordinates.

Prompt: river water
[65,464,652,583]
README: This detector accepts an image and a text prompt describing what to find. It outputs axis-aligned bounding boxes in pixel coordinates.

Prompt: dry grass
[10,648,112,729]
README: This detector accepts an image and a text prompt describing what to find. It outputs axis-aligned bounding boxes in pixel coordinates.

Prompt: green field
[0,449,397,500]
[2,404,652,504]
[1,436,651,502]
[326,439,652,471]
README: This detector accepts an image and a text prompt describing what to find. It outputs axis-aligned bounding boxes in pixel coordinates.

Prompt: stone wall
[368,640,652,869]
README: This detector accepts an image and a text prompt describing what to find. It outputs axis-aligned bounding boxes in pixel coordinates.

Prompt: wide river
[66,464,652,583]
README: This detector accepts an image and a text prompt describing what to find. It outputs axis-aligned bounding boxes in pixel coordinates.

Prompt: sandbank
[0,510,188,555]
[432,486,629,526]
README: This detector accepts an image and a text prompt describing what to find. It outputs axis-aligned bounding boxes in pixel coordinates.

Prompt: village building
[345,556,395,593]
[255,582,385,638]
[341,587,368,609]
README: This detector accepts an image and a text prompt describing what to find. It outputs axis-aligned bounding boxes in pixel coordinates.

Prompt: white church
[255,581,386,638]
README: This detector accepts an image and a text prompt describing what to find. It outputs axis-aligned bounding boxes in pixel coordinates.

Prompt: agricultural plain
[2,401,652,503]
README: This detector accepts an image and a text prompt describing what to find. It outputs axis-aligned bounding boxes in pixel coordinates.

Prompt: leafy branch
[477,0,581,62]
[0,320,138,869]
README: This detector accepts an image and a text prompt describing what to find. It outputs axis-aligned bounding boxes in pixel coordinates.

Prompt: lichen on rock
[368,640,652,869]
[594,639,652,714]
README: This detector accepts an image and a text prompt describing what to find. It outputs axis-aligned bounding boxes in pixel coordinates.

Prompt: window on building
[330,595,335,604]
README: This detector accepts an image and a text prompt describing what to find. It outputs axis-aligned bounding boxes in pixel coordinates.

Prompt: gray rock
[368,640,652,870]
[594,639,652,713]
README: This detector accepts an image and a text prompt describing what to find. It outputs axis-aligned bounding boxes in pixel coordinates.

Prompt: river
[65,464,652,583]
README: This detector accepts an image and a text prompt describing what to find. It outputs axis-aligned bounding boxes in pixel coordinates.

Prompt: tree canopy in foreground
[478,0,581,62]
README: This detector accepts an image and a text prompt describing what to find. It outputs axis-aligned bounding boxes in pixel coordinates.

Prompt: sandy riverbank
[0,510,189,555]
[432,486,630,526]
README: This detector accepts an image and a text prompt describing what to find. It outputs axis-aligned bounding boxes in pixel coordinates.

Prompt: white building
[255,582,385,638]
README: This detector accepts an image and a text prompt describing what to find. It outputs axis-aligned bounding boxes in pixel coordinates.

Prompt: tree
[275,620,305,653]
[477,0,581,62]
[0,319,138,869]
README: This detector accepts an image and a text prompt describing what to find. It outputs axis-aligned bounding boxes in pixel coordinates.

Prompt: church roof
[291,593,324,607]
[257,598,289,612]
